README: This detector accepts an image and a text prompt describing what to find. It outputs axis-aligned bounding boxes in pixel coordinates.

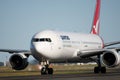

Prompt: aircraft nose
[30,39,38,52]
[31,42,40,53]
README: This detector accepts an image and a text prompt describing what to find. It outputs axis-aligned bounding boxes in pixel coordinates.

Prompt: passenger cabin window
[32,38,52,42]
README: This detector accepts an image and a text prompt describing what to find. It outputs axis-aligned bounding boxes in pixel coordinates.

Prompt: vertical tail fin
[90,0,100,35]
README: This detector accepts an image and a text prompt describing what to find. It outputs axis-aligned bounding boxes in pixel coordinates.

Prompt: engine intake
[9,53,28,70]
[102,50,120,67]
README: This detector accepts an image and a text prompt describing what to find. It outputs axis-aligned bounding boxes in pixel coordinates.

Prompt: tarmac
[0,72,120,80]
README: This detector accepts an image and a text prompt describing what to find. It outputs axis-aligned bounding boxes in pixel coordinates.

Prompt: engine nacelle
[102,49,120,68]
[9,53,28,70]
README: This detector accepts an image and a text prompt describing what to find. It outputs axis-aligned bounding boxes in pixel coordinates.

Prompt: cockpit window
[32,38,52,42]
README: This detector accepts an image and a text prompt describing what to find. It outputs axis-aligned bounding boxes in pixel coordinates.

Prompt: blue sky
[0,0,120,62]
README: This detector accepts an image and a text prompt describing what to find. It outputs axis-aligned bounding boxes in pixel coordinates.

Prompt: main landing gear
[40,61,53,75]
[94,55,106,73]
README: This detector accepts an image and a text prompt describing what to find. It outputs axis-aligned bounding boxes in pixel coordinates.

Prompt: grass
[0,64,95,77]
[0,64,120,77]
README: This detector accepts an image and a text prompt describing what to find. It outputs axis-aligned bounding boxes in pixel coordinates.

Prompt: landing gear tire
[48,68,53,74]
[94,67,99,73]
[101,67,106,73]
[41,67,47,75]
[41,67,53,75]
[94,67,106,74]
[94,55,106,74]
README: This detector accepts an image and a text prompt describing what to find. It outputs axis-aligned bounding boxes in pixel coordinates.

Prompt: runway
[0,72,120,80]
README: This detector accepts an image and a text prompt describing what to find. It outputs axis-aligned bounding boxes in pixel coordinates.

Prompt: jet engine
[102,49,120,67]
[9,53,28,70]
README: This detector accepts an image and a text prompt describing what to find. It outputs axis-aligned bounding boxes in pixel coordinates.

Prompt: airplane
[0,0,120,75]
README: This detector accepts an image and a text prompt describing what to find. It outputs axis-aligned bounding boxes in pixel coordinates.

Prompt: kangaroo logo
[92,19,99,35]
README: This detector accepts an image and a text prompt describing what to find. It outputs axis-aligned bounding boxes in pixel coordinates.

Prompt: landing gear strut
[40,61,53,75]
[94,55,106,73]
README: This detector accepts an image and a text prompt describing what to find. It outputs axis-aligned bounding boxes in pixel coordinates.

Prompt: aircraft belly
[49,57,94,63]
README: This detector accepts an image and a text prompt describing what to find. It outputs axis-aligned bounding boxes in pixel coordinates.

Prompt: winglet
[90,0,100,35]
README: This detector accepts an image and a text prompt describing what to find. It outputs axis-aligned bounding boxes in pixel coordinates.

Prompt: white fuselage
[30,30,103,62]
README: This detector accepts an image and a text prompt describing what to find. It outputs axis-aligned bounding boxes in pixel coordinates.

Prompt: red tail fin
[90,0,100,35]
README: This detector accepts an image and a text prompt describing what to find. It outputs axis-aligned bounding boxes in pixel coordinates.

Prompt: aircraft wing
[78,47,120,58]
[0,49,31,54]
[104,41,120,47]
[77,41,120,58]
[77,49,105,58]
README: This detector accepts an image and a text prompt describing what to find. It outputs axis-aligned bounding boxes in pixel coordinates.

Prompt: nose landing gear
[41,64,53,75]
[40,61,53,75]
